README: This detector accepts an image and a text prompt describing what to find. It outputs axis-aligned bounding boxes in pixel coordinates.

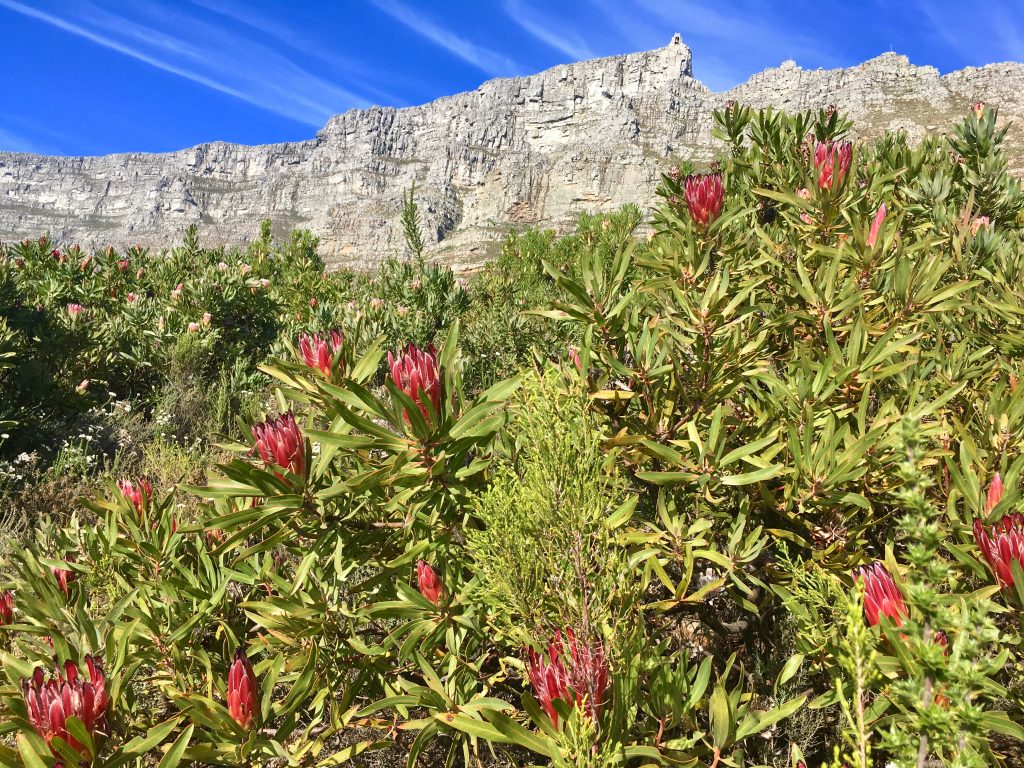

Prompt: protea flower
[971,215,991,235]
[171,283,183,300]
[187,322,201,333]
[51,565,76,597]
[298,330,345,377]
[973,513,1024,592]
[67,303,84,319]
[416,560,445,606]
[682,173,725,229]
[227,649,258,729]
[813,141,853,190]
[117,478,152,515]
[527,629,609,728]
[202,312,212,326]
[116,259,129,271]
[22,656,109,762]
[866,203,886,247]
[853,562,908,627]
[0,590,13,625]
[973,101,986,119]
[388,343,442,423]
[80,253,93,271]
[252,411,306,478]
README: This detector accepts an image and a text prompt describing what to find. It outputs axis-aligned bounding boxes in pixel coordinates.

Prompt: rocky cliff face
[1,36,1022,270]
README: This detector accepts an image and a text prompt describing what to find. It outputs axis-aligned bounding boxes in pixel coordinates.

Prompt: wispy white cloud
[0,0,371,127]
[370,0,521,77]
[0,126,41,154]
[502,0,597,60]
[187,0,414,106]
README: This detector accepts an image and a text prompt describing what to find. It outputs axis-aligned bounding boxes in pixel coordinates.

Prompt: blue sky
[1,0,1022,156]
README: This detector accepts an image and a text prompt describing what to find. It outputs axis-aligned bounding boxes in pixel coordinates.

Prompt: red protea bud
[50,565,76,596]
[813,141,853,190]
[117,477,152,516]
[987,473,1004,513]
[973,101,985,119]
[227,649,258,729]
[567,346,582,370]
[22,656,109,762]
[0,590,13,625]
[682,173,724,229]
[866,203,886,247]
[297,329,345,377]
[527,629,609,728]
[416,560,445,606]
[973,513,1024,592]
[853,562,907,627]
[51,249,64,263]
[116,259,129,271]
[388,343,442,424]
[252,411,306,478]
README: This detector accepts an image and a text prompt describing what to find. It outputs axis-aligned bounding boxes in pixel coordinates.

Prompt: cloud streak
[503,0,597,60]
[0,0,370,127]
[0,126,41,154]
[370,0,521,77]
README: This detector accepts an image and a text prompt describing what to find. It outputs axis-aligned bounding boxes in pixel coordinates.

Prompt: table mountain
[1,35,1021,270]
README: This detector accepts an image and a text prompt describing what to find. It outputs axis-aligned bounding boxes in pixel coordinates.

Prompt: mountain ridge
[2,36,1022,270]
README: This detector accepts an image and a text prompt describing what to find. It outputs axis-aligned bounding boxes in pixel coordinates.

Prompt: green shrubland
[0,102,1024,767]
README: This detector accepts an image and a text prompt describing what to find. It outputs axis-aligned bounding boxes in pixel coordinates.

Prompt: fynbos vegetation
[1,102,1024,767]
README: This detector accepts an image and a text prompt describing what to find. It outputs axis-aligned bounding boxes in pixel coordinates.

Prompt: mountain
[1,35,1022,270]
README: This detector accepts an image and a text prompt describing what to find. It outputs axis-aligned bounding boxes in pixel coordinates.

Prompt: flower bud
[866,203,886,248]
[227,649,258,729]
[0,590,13,625]
[416,560,445,606]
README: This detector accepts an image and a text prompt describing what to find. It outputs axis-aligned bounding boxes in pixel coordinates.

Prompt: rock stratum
[1,36,1022,270]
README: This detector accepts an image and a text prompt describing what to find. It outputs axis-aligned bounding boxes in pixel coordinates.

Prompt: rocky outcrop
[1,37,1021,270]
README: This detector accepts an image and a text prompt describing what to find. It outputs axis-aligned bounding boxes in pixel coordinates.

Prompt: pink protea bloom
[171,283,184,300]
[76,379,90,393]
[227,649,259,729]
[866,203,886,247]
[389,343,442,423]
[971,216,991,235]
[135,268,144,280]
[126,292,137,303]
[187,322,201,333]
[416,560,445,606]
[117,477,152,516]
[67,303,84,319]
[80,253,93,271]
[369,297,384,311]
[853,562,908,628]
[682,173,725,229]
[51,249,64,263]
[973,512,1024,592]
[0,590,13,625]
[217,261,229,272]
[527,629,609,728]
[973,101,985,119]
[252,411,306,478]
[813,141,853,190]
[298,330,344,377]
[116,259,129,271]
[202,312,212,326]
[22,656,109,761]
[51,565,76,597]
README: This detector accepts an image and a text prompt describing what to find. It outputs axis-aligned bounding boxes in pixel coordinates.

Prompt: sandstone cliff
[1,36,1021,270]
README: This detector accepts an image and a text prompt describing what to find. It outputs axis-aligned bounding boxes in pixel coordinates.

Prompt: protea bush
[2,102,1024,768]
